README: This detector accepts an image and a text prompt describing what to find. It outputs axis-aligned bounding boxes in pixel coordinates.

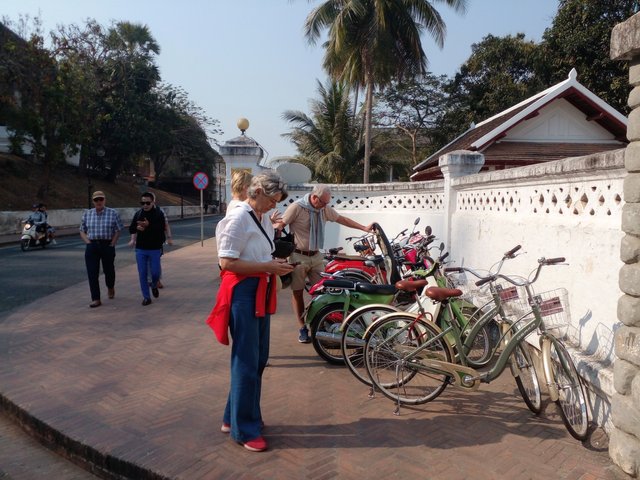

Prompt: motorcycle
[305,222,437,363]
[20,221,52,251]
[323,218,425,284]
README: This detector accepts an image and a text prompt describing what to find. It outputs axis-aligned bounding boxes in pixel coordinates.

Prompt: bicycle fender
[339,303,399,332]
[540,336,559,401]
[363,312,456,366]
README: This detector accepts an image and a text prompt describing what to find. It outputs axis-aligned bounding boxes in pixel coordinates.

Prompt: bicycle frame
[304,285,395,336]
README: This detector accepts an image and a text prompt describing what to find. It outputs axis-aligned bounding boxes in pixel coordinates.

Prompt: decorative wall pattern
[282,191,445,211]
[456,181,624,218]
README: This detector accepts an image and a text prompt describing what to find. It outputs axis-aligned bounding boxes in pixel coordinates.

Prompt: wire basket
[446,271,494,308]
[495,283,530,321]
[535,288,571,339]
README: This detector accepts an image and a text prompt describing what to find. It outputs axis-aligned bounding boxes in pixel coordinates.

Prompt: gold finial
[237,118,249,134]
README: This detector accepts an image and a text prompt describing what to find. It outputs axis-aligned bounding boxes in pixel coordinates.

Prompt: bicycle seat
[330,254,367,261]
[354,283,397,295]
[394,279,429,292]
[424,286,463,302]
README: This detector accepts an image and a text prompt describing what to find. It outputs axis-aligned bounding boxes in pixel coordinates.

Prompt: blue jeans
[223,277,271,442]
[135,249,161,299]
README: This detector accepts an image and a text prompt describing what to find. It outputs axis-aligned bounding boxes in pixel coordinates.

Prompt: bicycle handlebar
[505,244,521,258]
[543,257,565,265]
[495,256,567,287]
[442,244,521,284]
[475,276,495,287]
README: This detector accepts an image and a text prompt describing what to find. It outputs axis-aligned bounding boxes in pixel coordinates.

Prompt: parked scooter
[323,218,425,284]
[305,222,437,363]
[20,221,52,251]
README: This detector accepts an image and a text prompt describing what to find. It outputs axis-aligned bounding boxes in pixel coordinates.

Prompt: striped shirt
[80,207,124,240]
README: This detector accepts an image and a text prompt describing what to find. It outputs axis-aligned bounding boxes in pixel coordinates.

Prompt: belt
[294,248,319,256]
[90,239,111,244]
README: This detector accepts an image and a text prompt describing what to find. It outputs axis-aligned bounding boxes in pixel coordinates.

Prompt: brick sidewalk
[0,239,629,479]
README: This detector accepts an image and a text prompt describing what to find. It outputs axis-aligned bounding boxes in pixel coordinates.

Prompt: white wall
[286,148,625,431]
[0,206,203,235]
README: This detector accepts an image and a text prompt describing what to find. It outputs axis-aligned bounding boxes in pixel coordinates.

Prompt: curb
[0,394,167,480]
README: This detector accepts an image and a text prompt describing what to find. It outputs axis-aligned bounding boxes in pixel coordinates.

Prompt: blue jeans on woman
[135,248,161,300]
[223,277,271,443]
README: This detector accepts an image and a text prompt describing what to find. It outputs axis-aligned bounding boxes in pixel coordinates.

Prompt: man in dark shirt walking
[128,192,165,306]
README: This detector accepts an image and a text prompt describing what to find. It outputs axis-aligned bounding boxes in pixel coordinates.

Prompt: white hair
[311,184,331,197]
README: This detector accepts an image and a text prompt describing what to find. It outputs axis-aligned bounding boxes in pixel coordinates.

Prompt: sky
[2,0,560,160]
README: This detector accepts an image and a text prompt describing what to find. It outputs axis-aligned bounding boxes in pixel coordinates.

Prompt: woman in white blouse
[208,171,293,452]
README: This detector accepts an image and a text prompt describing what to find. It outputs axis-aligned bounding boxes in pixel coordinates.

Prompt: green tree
[540,0,639,114]
[51,19,111,174]
[0,17,80,199]
[99,21,161,181]
[283,79,395,183]
[146,84,221,184]
[304,0,467,183]
[373,74,449,166]
[435,33,546,149]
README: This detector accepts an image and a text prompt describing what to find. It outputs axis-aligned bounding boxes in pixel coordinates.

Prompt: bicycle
[363,256,590,441]
[339,245,512,388]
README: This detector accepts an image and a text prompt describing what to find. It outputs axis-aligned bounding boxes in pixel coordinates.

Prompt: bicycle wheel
[341,305,398,385]
[310,304,352,364]
[510,342,542,414]
[364,313,451,405]
[548,340,589,440]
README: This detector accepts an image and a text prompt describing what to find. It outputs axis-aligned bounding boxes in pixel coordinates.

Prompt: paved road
[0,215,222,479]
[0,215,222,319]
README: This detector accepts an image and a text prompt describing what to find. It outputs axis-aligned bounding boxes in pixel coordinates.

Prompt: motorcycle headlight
[25,223,32,229]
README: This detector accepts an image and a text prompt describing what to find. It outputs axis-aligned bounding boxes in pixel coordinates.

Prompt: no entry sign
[193,172,209,190]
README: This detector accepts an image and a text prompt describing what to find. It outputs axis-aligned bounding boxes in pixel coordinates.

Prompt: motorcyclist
[25,203,54,244]
[38,203,56,244]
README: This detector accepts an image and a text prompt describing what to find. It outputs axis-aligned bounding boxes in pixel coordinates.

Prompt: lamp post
[180,183,184,219]
[87,147,105,208]
[87,169,93,210]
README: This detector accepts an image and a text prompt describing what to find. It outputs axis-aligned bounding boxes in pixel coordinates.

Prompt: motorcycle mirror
[439,242,445,251]
[413,217,420,226]
[425,226,432,236]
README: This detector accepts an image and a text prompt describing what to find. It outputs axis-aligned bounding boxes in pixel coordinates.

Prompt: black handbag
[248,210,295,259]
[273,228,295,259]
[248,211,295,289]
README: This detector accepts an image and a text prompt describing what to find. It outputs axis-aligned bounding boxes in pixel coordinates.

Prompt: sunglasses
[140,201,152,206]
[93,197,105,202]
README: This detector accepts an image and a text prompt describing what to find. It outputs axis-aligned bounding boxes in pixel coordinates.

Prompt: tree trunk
[363,79,374,184]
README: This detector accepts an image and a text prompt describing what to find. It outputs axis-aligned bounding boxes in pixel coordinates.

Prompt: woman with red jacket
[207,171,293,452]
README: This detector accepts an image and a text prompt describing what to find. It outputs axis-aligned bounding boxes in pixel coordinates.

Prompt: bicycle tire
[548,340,590,440]
[364,313,451,405]
[310,304,352,364]
[341,305,398,385]
[510,342,542,414]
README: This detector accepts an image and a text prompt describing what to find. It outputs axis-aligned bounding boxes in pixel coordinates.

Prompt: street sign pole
[192,172,210,247]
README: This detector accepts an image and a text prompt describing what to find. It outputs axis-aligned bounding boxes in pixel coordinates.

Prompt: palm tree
[283,79,396,183]
[304,0,467,183]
